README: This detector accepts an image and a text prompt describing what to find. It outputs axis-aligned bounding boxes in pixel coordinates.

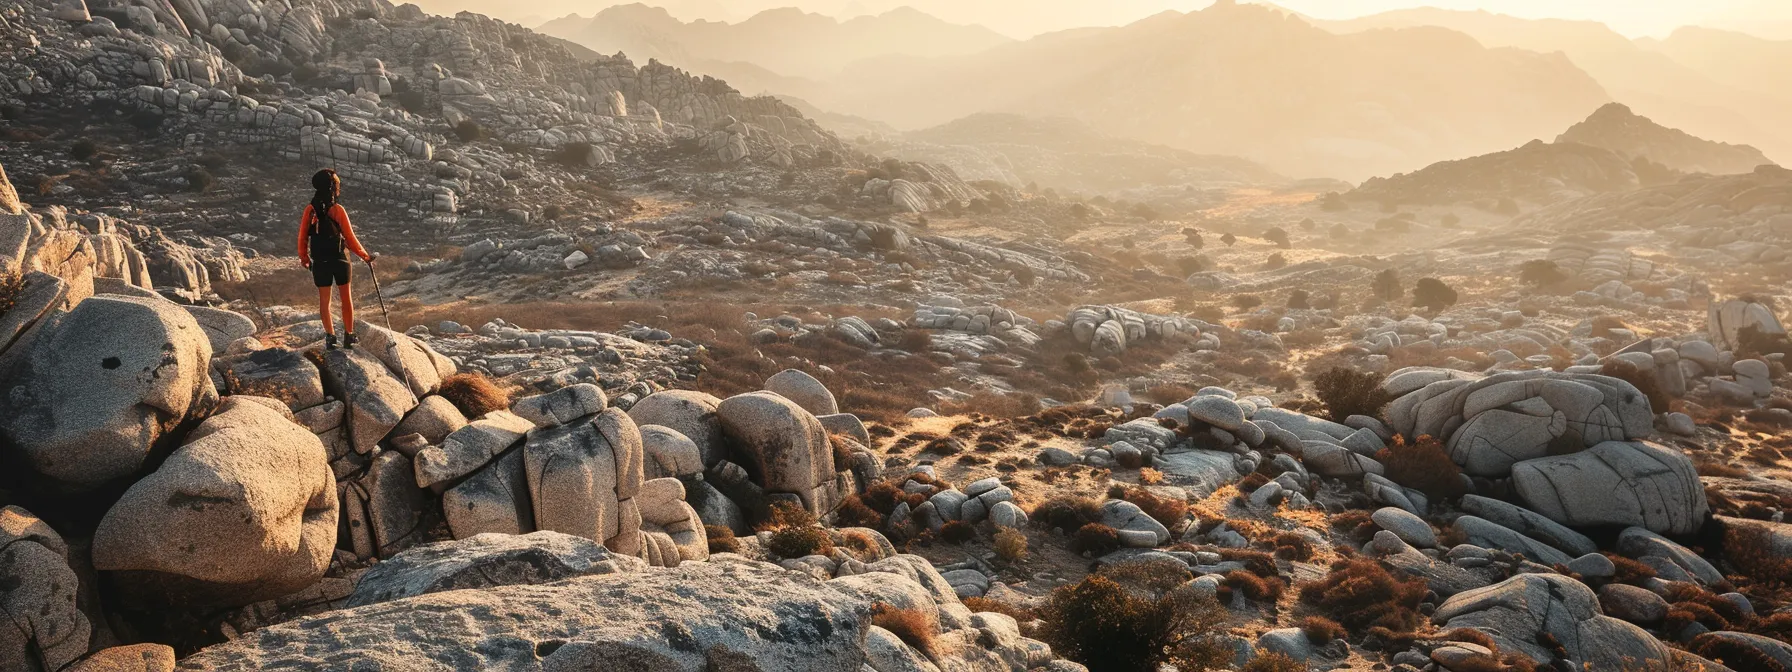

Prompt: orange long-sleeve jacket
[297,203,371,266]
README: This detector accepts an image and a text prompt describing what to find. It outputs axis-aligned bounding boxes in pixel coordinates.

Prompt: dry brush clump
[1241,652,1304,672]
[1375,435,1468,502]
[1297,558,1428,635]
[1313,367,1390,423]
[437,372,513,418]
[705,525,739,554]
[1073,523,1121,556]
[993,528,1028,563]
[1118,487,1188,529]
[872,604,941,659]
[1037,575,1232,672]
[1032,495,1105,533]
[1299,616,1347,645]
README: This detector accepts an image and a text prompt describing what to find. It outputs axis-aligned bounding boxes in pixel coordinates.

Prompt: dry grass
[705,525,739,554]
[1296,558,1428,635]
[993,528,1029,563]
[1120,487,1188,529]
[1375,435,1467,502]
[437,372,513,418]
[1299,615,1347,645]
[872,604,940,659]
[1072,523,1121,556]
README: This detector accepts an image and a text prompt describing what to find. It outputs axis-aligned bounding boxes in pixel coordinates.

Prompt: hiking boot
[325,334,338,350]
[343,332,358,349]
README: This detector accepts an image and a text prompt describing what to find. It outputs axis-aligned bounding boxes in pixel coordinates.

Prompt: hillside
[868,113,1290,194]
[1322,8,1792,169]
[1350,140,1640,206]
[1556,103,1773,175]
[808,2,1610,181]
[537,4,1011,79]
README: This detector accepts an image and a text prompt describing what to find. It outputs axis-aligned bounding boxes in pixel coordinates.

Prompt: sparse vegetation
[1313,367,1389,422]
[1072,523,1121,556]
[1264,227,1291,248]
[872,604,940,658]
[994,528,1029,562]
[1412,277,1459,312]
[1375,434,1466,502]
[705,525,739,554]
[1519,259,1569,287]
[1372,269,1403,302]
[1038,575,1232,672]
[437,373,512,418]
[1297,558,1428,635]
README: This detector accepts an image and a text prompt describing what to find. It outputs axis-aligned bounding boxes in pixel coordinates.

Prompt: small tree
[1182,228,1205,249]
[1518,259,1569,288]
[1263,227,1291,248]
[1371,269,1403,302]
[1314,367,1389,422]
[1038,575,1231,672]
[1412,277,1458,313]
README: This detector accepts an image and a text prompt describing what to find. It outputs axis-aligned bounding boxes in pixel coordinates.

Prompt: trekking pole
[363,257,395,332]
[363,256,414,395]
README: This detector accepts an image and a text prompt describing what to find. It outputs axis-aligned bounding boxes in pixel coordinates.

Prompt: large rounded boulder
[627,390,724,467]
[0,294,217,492]
[93,397,338,608]
[1,506,90,672]
[1511,440,1707,535]
[716,391,835,513]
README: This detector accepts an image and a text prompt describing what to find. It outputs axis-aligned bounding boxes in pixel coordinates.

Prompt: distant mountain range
[1351,102,1775,206]
[1321,8,1792,176]
[536,4,1010,78]
[536,2,1792,182]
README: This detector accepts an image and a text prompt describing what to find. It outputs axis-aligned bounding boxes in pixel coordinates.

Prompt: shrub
[453,119,487,142]
[705,525,739,554]
[1224,570,1283,601]
[1330,223,1350,239]
[1273,532,1316,561]
[186,167,216,192]
[1375,435,1467,502]
[940,520,977,544]
[1242,652,1304,672]
[994,528,1028,562]
[1412,278,1459,312]
[963,596,1033,622]
[1440,627,1497,650]
[1600,359,1669,413]
[766,525,834,559]
[1033,496,1104,532]
[1265,253,1287,270]
[438,372,512,418]
[1232,294,1262,310]
[1691,632,1789,672]
[1313,367,1389,423]
[835,495,885,529]
[1264,227,1291,248]
[1299,615,1347,644]
[0,271,25,318]
[554,141,597,168]
[872,604,939,658]
[1319,192,1348,212]
[1073,523,1121,556]
[897,329,933,352]
[1725,524,1792,583]
[1182,228,1205,249]
[1237,472,1271,494]
[1518,259,1568,287]
[1371,269,1403,302]
[1220,233,1238,247]
[1038,575,1231,672]
[1287,290,1311,310]
[71,139,99,161]
[1121,488,1188,529]
[1297,558,1428,634]
[1217,548,1280,579]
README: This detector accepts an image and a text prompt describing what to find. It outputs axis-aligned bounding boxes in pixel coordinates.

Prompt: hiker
[297,168,376,349]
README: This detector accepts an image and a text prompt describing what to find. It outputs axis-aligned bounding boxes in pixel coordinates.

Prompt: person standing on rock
[297,169,376,349]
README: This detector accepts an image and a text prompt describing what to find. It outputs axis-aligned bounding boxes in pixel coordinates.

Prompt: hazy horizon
[411,0,1792,39]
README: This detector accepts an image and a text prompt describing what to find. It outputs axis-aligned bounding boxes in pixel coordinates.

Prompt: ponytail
[310,169,340,223]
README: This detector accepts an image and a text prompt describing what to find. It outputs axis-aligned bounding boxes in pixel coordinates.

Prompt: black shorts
[311,259,351,287]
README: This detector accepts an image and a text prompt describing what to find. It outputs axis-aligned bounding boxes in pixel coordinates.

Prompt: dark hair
[310,169,340,219]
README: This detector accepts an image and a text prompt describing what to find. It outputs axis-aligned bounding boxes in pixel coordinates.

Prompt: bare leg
[318,286,334,335]
[339,283,355,333]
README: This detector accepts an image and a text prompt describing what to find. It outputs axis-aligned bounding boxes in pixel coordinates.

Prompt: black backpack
[308,203,347,262]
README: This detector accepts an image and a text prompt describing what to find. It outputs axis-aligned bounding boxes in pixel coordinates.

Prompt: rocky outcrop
[0,294,217,493]
[1433,574,1670,668]
[1385,368,1654,477]
[346,531,646,608]
[1352,139,1641,206]
[1510,440,1707,535]
[93,397,337,607]
[178,546,1065,671]
[0,506,89,672]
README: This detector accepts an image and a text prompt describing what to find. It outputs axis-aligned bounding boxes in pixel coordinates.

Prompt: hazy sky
[1268,0,1792,37]
[418,0,1792,39]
